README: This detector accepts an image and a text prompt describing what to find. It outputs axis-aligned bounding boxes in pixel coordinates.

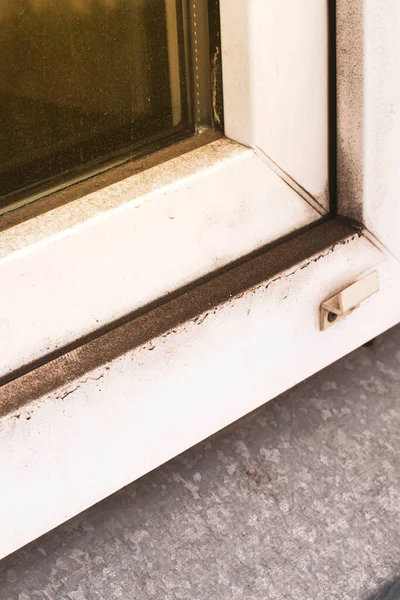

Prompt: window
[6,1,400,561]
[0,1,330,381]
[0,0,217,211]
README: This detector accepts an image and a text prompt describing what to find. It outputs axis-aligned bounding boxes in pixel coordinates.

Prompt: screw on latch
[327,312,338,323]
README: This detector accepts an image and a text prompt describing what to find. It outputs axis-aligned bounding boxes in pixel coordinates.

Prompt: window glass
[0,0,215,211]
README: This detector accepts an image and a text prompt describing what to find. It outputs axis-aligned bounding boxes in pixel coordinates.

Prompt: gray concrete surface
[2,326,400,600]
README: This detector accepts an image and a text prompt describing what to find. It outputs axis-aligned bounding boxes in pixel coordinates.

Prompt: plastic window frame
[0,0,331,380]
[3,1,400,559]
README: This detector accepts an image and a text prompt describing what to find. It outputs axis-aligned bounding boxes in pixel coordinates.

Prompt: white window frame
[2,1,400,558]
[0,0,329,379]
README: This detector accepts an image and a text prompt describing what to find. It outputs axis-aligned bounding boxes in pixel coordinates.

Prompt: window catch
[320,270,379,330]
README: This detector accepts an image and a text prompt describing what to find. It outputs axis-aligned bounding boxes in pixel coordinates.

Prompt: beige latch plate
[321,270,379,330]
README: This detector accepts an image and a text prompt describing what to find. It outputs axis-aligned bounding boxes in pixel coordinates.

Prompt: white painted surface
[5,0,400,564]
[0,141,320,379]
[2,230,400,559]
[219,0,254,144]
[0,0,332,377]
[338,0,400,259]
[220,0,329,205]
[364,1,400,258]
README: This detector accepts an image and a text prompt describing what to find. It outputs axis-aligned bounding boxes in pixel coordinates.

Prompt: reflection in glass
[0,0,198,208]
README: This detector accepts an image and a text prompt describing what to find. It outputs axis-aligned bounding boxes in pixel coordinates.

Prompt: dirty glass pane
[0,0,207,210]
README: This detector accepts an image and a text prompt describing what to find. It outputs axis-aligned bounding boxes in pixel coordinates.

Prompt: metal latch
[320,270,379,330]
